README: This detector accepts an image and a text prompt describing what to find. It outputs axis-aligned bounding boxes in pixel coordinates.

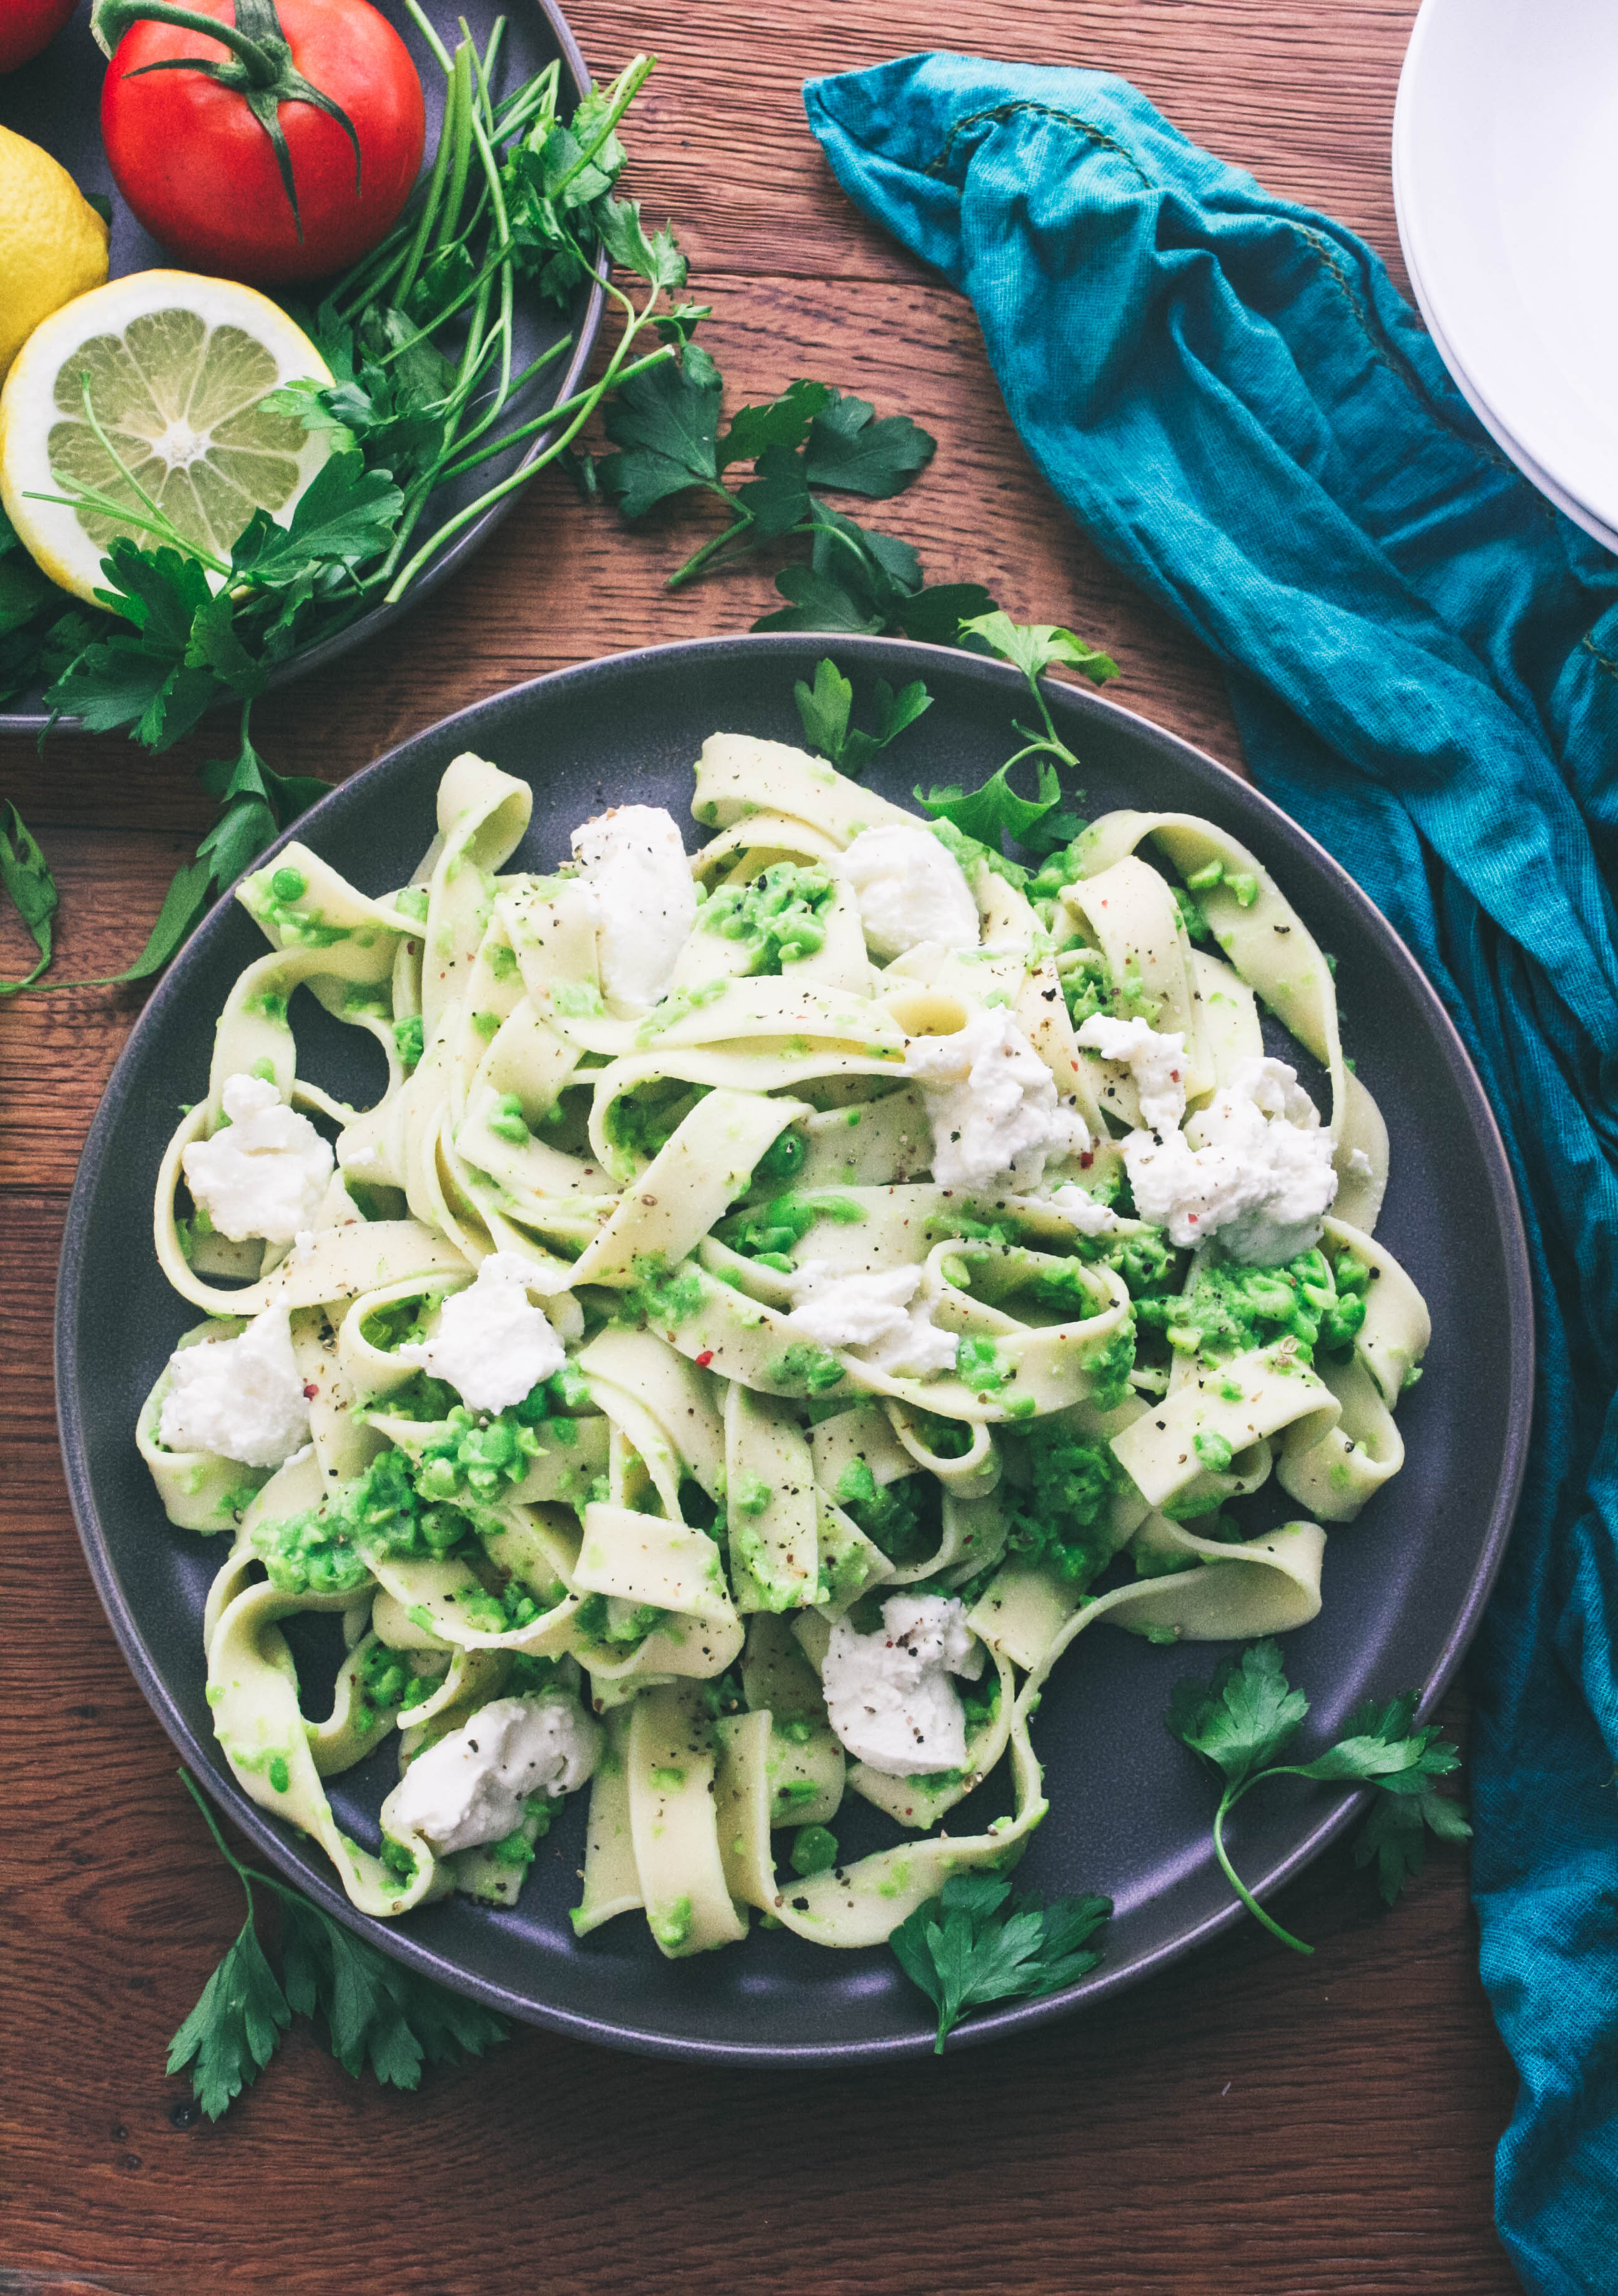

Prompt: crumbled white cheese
[1075,1014,1188,1135]
[397,1253,566,1412]
[787,1263,957,1379]
[906,1006,1089,1189]
[180,1073,334,1244]
[1347,1147,1373,1178]
[572,804,697,1012]
[821,1594,984,1776]
[158,1306,310,1468]
[1046,1181,1122,1235]
[841,826,979,960]
[1124,1057,1338,1264]
[390,1694,601,1854]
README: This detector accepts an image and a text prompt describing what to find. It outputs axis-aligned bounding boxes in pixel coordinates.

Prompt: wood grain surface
[1,2,1524,2290]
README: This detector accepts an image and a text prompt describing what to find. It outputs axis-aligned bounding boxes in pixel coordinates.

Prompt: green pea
[757,1128,807,1183]
[790,1825,839,1878]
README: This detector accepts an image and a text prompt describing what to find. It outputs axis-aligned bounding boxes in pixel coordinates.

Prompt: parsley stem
[377,235,511,368]
[179,1768,262,1897]
[663,503,755,590]
[57,374,233,574]
[392,37,466,311]
[548,53,654,195]
[26,480,227,571]
[399,0,453,74]
[999,737,1067,778]
[1212,1790,1313,1955]
[383,268,662,600]
[467,13,504,130]
[437,344,670,481]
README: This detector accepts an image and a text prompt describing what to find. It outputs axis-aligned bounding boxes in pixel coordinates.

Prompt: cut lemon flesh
[0,270,332,605]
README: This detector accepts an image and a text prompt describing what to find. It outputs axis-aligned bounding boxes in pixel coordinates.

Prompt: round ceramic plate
[1394,0,1618,552]
[56,635,1532,2062]
[0,0,603,732]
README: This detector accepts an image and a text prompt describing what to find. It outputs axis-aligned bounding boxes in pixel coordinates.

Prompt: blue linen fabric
[803,53,1618,2294]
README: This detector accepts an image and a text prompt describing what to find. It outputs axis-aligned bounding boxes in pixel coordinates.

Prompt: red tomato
[1,0,81,74]
[101,0,424,285]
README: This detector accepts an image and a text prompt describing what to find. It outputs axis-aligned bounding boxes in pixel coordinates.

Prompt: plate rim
[1391,0,1618,552]
[53,631,1535,2063]
[0,0,607,736]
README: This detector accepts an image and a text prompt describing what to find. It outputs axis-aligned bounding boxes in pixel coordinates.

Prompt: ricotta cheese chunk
[1046,1181,1122,1236]
[906,1006,1090,1190]
[821,1594,985,1776]
[572,804,698,1012]
[1075,1013,1189,1136]
[841,826,979,961]
[398,1252,567,1413]
[787,1262,958,1379]
[158,1304,310,1469]
[390,1694,602,1854]
[180,1073,334,1244]
[1124,1056,1338,1264]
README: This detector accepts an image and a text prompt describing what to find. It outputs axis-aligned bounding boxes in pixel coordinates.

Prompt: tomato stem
[92,0,364,234]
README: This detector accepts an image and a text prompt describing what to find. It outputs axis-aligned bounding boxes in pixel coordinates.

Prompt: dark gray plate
[55,635,1532,2062]
[0,0,602,732]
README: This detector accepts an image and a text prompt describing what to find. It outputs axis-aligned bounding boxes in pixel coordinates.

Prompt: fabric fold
[807,53,1618,2295]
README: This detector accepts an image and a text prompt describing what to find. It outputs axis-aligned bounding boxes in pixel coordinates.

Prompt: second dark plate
[0,0,603,732]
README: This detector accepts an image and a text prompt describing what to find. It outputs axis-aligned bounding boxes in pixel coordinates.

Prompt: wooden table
[2,2,1524,2289]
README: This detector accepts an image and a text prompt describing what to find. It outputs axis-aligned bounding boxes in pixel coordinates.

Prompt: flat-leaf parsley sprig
[790,613,1120,880]
[890,1872,1113,2053]
[914,611,1119,856]
[167,1772,507,2119]
[1167,1639,1471,1956]
[0,799,57,995]
[592,359,1001,642]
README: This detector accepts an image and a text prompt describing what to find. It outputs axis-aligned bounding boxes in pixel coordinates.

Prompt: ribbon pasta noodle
[138,733,1430,1963]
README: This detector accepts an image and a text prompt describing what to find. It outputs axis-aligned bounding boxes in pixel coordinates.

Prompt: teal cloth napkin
[804,54,1618,2294]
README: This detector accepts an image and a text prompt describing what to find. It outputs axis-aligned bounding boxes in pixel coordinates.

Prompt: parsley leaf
[167,1908,293,2121]
[959,610,1120,686]
[597,343,724,517]
[890,580,999,647]
[717,378,834,469]
[280,1894,507,2089]
[734,442,813,540]
[0,504,85,705]
[794,656,932,777]
[1166,1638,1310,1790]
[0,800,59,994]
[802,391,936,497]
[910,610,1119,859]
[752,504,993,641]
[1167,1642,1469,1952]
[891,1871,1112,2051]
[595,194,689,293]
[166,1772,509,2119]
[918,755,1062,848]
[230,452,405,587]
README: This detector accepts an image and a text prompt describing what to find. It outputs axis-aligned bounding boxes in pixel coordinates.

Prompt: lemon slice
[0,270,331,604]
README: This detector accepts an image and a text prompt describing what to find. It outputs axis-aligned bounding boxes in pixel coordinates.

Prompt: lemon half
[0,271,332,603]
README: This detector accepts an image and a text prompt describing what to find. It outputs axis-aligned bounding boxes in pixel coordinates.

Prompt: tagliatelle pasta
[139,735,1430,1958]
